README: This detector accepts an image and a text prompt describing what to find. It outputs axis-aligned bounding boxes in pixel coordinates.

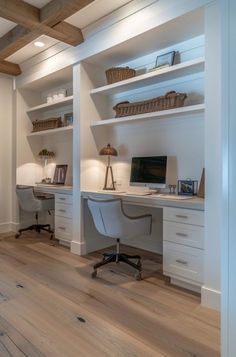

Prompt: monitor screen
[130,156,167,188]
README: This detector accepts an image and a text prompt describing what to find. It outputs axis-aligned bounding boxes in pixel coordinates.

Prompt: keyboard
[154,194,194,200]
[126,191,153,196]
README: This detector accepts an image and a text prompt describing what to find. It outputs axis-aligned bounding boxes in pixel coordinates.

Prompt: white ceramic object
[46,93,53,103]
[57,89,67,99]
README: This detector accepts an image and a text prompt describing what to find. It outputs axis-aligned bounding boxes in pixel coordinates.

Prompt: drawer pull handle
[59,226,66,230]
[176,259,188,265]
[59,198,66,201]
[176,232,188,237]
[175,215,188,219]
[59,209,66,212]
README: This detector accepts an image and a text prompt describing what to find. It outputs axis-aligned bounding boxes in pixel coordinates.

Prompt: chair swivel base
[15,224,54,240]
[91,253,142,280]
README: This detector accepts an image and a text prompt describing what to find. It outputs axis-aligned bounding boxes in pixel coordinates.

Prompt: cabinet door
[55,193,73,205]
[55,203,73,218]
[163,207,204,226]
[55,216,72,242]
[163,241,203,284]
[163,221,204,249]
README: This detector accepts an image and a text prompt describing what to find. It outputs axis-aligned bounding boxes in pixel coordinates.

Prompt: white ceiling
[0,0,132,66]
[0,17,16,36]
[24,0,51,8]
[66,0,132,29]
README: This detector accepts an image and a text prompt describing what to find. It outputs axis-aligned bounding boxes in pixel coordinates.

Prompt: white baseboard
[10,222,19,232]
[0,220,53,234]
[0,222,13,233]
[70,240,87,255]
[170,278,201,293]
[201,285,221,311]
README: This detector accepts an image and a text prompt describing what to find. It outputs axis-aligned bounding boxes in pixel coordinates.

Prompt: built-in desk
[34,185,73,246]
[81,190,205,292]
[81,190,204,211]
[34,184,73,195]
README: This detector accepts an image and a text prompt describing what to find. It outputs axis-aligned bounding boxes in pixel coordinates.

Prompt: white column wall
[201,1,221,311]
[0,76,14,232]
[221,0,236,355]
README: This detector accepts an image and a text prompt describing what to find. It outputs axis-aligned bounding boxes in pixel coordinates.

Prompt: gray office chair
[87,197,152,280]
[15,185,54,239]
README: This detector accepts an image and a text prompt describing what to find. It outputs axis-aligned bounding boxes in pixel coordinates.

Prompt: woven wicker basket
[32,117,62,132]
[105,67,136,84]
[113,91,187,117]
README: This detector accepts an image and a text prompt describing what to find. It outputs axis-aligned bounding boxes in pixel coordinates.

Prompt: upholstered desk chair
[16,185,54,239]
[87,197,152,280]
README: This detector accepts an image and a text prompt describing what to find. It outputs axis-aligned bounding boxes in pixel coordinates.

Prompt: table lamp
[99,143,118,190]
[38,148,55,183]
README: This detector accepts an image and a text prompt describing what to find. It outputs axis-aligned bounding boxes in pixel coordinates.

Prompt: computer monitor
[130,156,167,189]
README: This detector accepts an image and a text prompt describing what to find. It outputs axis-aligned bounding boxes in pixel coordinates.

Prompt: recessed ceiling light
[34,41,45,48]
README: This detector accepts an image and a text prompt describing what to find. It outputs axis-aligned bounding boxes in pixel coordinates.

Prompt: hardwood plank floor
[0,232,220,356]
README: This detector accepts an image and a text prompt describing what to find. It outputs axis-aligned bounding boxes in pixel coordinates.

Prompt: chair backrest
[87,197,152,239]
[16,185,41,212]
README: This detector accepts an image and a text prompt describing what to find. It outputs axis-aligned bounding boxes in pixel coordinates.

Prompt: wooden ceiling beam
[0,26,41,59]
[0,0,94,75]
[0,59,21,76]
[0,23,83,60]
[0,0,39,29]
[40,0,95,26]
[0,0,88,50]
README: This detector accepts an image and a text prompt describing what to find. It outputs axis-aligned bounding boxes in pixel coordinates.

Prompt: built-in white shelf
[27,126,73,137]
[90,58,205,96]
[90,104,205,127]
[27,95,73,114]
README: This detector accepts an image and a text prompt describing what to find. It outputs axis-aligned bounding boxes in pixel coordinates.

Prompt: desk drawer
[55,216,72,241]
[163,241,203,284]
[55,194,72,205]
[163,221,204,249]
[55,203,72,218]
[163,207,204,226]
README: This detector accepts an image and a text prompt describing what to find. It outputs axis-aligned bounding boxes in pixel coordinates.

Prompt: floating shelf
[27,126,73,137]
[90,58,205,96]
[90,104,205,127]
[27,95,73,114]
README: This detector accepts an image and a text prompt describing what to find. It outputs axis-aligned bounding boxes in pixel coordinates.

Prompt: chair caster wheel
[137,260,142,268]
[15,233,20,239]
[135,272,142,281]
[91,270,97,278]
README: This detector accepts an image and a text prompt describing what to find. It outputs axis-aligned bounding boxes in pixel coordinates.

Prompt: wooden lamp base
[103,165,116,190]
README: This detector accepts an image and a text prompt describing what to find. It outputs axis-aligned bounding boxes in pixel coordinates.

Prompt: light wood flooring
[0,232,220,357]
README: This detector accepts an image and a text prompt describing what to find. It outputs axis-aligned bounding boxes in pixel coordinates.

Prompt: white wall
[0,76,13,232]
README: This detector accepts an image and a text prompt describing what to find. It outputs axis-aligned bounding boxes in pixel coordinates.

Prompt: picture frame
[197,168,205,198]
[155,51,175,69]
[53,164,68,185]
[64,112,73,126]
[178,179,198,196]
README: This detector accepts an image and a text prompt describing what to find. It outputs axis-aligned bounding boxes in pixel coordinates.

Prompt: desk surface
[34,184,73,195]
[81,190,204,211]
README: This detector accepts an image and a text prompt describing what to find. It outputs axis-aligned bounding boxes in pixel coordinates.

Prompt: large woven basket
[105,67,136,84]
[32,117,62,132]
[113,91,187,117]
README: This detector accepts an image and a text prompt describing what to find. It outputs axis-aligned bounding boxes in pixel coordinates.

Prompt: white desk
[34,184,73,245]
[34,184,73,195]
[81,190,204,211]
[81,190,204,292]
